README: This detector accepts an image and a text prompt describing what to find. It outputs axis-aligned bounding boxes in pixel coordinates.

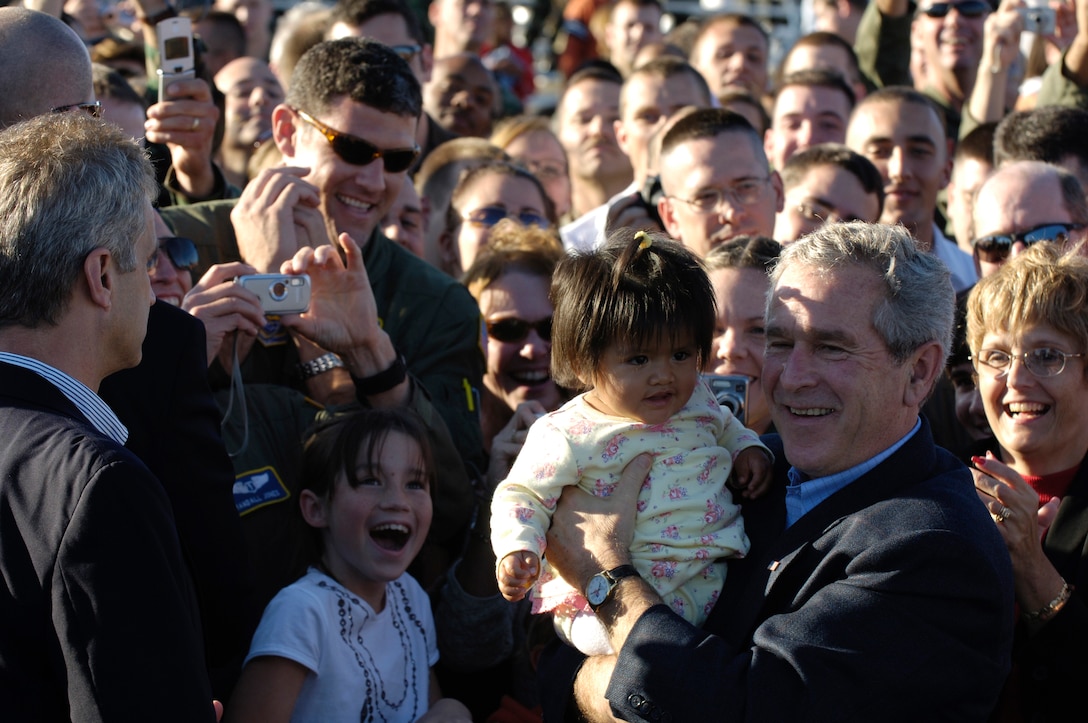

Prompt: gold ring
[994,505,1013,524]
[191,117,199,131]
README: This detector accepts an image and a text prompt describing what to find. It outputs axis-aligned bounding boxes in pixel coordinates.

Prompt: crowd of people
[1,0,1087,720]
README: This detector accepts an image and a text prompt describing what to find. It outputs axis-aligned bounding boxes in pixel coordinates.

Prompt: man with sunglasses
[971,160,1088,277]
[161,37,484,589]
[326,0,457,173]
[854,0,997,139]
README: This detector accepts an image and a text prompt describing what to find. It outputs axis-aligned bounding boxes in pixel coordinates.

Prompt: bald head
[0,8,94,128]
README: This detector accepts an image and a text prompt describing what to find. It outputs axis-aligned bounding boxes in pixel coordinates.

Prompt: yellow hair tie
[635,231,652,251]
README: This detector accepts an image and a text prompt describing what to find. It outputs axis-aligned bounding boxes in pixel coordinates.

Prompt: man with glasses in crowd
[161,37,483,598]
[971,160,1088,278]
[657,108,782,259]
[855,0,994,138]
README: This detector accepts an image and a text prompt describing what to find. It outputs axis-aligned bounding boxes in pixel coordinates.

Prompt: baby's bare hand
[731,447,774,500]
[497,551,540,602]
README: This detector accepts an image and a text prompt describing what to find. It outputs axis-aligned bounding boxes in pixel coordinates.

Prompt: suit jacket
[0,362,215,721]
[99,301,257,699]
[541,418,1015,722]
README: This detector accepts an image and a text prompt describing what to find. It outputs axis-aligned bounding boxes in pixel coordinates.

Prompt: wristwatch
[585,564,640,612]
[296,352,344,380]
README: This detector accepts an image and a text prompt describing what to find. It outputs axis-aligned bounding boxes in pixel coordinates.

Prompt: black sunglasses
[158,235,199,270]
[918,0,991,18]
[293,107,420,173]
[973,223,1084,263]
[486,316,553,343]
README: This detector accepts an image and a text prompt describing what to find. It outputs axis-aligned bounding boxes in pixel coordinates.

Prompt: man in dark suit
[0,7,256,699]
[0,113,216,720]
[540,222,1016,721]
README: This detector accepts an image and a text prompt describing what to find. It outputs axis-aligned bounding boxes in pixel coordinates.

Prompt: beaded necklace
[317,575,430,722]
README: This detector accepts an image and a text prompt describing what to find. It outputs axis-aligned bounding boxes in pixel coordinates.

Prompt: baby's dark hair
[550,229,715,390]
[296,408,435,563]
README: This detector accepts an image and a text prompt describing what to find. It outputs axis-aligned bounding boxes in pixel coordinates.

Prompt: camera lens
[269,281,288,301]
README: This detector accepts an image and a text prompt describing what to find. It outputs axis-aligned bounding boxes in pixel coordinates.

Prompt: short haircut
[550,229,716,390]
[607,0,663,22]
[781,31,863,86]
[774,68,856,110]
[286,37,421,118]
[0,113,158,327]
[416,137,508,205]
[555,65,624,132]
[854,85,948,143]
[718,88,770,135]
[704,235,781,273]
[620,56,712,119]
[491,114,557,149]
[461,227,565,299]
[967,242,1088,361]
[780,143,885,210]
[269,1,333,86]
[446,159,556,234]
[771,221,955,365]
[693,13,769,50]
[92,62,146,110]
[659,107,760,161]
[953,121,996,166]
[329,0,425,44]
[195,10,247,57]
[994,106,1088,173]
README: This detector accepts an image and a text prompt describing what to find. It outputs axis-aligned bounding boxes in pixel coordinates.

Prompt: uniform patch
[256,318,290,346]
[233,466,290,515]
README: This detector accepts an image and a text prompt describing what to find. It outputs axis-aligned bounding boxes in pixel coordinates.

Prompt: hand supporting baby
[497,550,542,602]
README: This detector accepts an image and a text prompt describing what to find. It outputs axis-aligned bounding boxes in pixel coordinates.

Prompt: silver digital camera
[236,274,311,315]
[702,374,749,425]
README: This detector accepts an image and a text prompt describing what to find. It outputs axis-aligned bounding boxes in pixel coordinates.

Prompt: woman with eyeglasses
[966,242,1088,721]
[433,225,567,720]
[439,159,555,277]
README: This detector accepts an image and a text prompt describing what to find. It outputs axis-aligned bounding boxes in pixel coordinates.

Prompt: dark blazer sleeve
[54,459,217,721]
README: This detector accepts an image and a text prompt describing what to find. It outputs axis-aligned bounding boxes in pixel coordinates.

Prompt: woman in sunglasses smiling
[150,212,199,307]
[440,159,555,277]
[966,243,1088,721]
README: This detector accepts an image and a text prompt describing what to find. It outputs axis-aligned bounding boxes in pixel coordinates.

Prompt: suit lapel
[1044,457,1088,580]
[720,420,942,647]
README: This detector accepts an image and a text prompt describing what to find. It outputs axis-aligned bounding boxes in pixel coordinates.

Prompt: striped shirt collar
[0,352,128,444]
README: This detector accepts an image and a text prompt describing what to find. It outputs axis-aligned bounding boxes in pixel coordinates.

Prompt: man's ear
[299,489,328,528]
[272,103,298,159]
[615,119,631,159]
[438,227,462,277]
[83,248,114,311]
[419,43,435,86]
[769,170,785,213]
[904,340,946,408]
[659,196,682,240]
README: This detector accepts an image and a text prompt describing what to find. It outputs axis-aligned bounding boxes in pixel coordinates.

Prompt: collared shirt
[559,181,638,253]
[784,418,921,527]
[0,352,128,444]
[932,223,977,293]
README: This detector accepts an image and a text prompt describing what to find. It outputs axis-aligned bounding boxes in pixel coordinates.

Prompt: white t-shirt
[246,568,438,723]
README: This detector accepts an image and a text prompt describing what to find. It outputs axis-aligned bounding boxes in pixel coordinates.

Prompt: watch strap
[351,354,408,397]
[605,564,639,582]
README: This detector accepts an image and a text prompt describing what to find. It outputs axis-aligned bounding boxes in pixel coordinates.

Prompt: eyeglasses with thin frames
[461,205,551,229]
[292,107,420,173]
[670,177,770,215]
[50,101,103,119]
[971,347,1086,379]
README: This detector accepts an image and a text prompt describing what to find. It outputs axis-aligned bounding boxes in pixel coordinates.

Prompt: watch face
[586,573,611,607]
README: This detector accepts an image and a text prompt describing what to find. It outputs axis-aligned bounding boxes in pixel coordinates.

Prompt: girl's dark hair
[550,229,715,390]
[295,408,435,567]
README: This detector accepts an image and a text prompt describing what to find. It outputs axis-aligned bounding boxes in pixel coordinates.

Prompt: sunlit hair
[461,224,564,300]
[704,235,780,274]
[0,113,157,328]
[771,221,954,365]
[550,229,715,390]
[966,242,1088,361]
[446,159,556,235]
